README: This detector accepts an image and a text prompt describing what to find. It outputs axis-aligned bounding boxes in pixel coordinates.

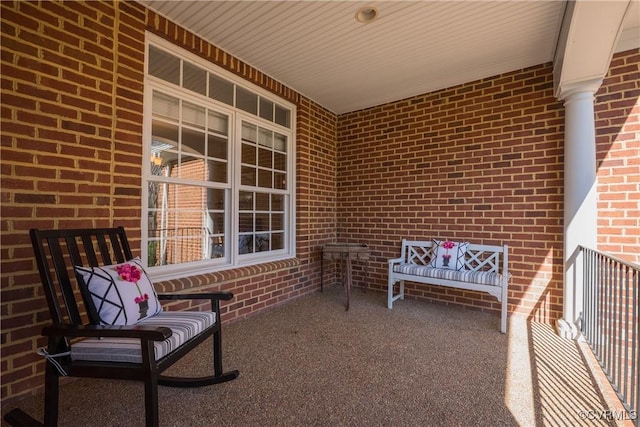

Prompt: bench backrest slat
[400,239,506,274]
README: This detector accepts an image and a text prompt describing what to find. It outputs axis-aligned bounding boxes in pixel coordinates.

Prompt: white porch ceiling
[140,1,640,115]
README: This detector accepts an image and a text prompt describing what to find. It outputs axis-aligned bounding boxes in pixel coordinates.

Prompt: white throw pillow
[75,257,162,326]
[430,239,468,270]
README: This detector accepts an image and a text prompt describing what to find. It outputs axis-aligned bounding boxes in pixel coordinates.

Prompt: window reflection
[147,181,227,266]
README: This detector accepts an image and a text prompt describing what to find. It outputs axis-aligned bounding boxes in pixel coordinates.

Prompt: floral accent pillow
[430,239,469,270]
[74,257,162,326]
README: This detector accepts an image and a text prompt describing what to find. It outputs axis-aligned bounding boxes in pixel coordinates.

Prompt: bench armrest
[42,323,172,341]
[388,257,404,265]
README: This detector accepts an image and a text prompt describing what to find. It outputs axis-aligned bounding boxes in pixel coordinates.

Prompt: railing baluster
[629,269,640,426]
[580,246,638,426]
[622,266,629,405]
[612,257,616,381]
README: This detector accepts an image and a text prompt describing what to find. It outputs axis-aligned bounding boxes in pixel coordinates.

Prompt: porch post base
[556,318,579,340]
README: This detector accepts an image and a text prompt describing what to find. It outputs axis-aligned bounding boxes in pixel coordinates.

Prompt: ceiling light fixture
[355,6,379,24]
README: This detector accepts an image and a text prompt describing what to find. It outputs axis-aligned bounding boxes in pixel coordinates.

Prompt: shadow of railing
[528,321,619,426]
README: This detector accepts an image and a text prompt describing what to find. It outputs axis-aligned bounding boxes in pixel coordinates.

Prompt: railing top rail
[579,245,640,271]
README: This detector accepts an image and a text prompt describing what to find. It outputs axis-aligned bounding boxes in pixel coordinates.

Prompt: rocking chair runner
[4,227,239,427]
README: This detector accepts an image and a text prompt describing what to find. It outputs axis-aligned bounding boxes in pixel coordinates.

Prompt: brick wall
[595,49,640,264]
[1,0,337,404]
[337,64,566,323]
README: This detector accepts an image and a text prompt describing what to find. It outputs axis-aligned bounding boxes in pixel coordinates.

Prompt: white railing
[580,246,639,425]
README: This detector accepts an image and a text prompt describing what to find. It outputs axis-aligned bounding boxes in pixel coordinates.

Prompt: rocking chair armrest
[157,291,234,302]
[42,323,172,341]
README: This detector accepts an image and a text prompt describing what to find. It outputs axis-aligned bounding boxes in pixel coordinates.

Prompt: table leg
[345,256,352,311]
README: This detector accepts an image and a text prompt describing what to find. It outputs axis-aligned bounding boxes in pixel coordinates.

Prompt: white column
[556,81,601,339]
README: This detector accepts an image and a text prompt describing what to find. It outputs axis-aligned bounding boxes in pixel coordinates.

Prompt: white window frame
[142,33,296,282]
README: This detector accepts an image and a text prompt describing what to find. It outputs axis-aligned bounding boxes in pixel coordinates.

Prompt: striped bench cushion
[393,264,502,287]
[71,311,216,364]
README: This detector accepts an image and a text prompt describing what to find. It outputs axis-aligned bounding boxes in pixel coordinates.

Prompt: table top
[322,243,370,260]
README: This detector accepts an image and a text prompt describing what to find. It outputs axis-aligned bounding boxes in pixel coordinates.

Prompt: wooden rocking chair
[4,227,239,427]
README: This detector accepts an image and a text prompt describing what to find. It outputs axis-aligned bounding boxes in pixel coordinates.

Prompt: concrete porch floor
[2,286,635,426]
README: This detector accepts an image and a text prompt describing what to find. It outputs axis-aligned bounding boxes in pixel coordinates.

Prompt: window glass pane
[183,102,205,129]
[209,74,234,105]
[153,152,177,176]
[147,240,162,266]
[147,205,177,243]
[152,120,178,151]
[206,188,225,210]
[174,234,206,263]
[236,87,258,115]
[258,128,272,148]
[149,46,180,85]
[255,213,269,232]
[239,213,253,233]
[258,169,272,188]
[256,193,269,210]
[208,111,228,136]
[175,185,203,208]
[271,232,284,250]
[274,104,290,128]
[150,154,164,176]
[153,91,179,120]
[242,122,257,143]
[208,134,227,160]
[274,172,286,190]
[239,191,253,210]
[177,238,204,263]
[207,159,227,183]
[206,188,225,260]
[242,143,256,165]
[182,127,205,157]
[241,165,256,186]
[274,133,287,152]
[208,208,225,243]
[147,181,168,228]
[271,213,283,231]
[255,234,269,252]
[207,214,225,235]
[210,236,225,258]
[259,97,273,121]
[179,155,205,181]
[274,152,286,171]
[183,61,206,95]
[238,235,253,254]
[258,147,271,169]
[272,194,284,211]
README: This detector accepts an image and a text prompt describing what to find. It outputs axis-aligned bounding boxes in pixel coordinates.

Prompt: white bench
[388,239,509,333]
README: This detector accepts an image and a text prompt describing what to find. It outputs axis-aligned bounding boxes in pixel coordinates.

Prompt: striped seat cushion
[71,311,216,364]
[393,264,502,287]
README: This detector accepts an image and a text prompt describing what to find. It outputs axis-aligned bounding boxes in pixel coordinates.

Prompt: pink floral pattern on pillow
[430,239,469,270]
[75,257,162,325]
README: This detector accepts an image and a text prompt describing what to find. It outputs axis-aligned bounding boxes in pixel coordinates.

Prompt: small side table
[321,243,370,310]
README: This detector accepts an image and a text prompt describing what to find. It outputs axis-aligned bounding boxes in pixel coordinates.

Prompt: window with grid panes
[143,35,295,278]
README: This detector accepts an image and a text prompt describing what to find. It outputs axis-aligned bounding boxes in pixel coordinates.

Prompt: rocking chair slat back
[30,227,133,326]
